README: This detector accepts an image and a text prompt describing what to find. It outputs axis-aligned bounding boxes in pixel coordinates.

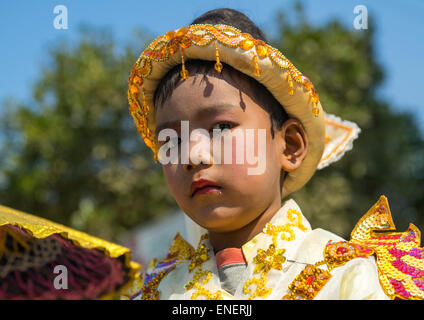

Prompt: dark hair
[153,8,289,137]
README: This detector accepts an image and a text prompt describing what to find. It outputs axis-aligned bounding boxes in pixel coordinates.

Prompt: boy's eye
[211,121,235,132]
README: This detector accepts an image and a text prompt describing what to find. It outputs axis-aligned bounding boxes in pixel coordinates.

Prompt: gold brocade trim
[0,204,142,299]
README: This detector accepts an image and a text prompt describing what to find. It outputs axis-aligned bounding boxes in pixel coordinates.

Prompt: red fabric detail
[215,247,246,268]
[0,234,125,300]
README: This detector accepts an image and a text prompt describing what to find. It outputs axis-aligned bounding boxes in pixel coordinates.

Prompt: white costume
[153,199,389,300]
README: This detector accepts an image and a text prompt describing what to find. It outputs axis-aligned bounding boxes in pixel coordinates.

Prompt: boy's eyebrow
[195,103,238,119]
[155,103,239,136]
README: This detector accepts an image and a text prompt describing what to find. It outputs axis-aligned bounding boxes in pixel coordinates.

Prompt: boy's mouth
[191,178,221,197]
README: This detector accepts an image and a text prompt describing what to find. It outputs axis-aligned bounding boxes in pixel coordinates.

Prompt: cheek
[219,129,280,190]
[162,165,184,198]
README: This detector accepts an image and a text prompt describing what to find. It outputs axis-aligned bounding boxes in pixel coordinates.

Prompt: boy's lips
[191,178,221,197]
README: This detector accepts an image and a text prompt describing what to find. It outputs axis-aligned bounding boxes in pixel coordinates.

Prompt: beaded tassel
[287,74,295,95]
[214,41,223,72]
[179,47,189,80]
[310,92,320,117]
[253,55,261,77]
[312,103,319,117]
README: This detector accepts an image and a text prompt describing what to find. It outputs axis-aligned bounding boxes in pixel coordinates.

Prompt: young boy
[126,9,424,300]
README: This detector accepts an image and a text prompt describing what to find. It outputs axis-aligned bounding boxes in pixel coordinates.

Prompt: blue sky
[1,0,423,133]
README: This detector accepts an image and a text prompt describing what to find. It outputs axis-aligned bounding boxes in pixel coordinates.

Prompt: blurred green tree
[0,27,177,241]
[0,5,423,242]
[277,3,424,237]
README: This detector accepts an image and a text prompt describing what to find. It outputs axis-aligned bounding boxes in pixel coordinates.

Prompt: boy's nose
[184,160,209,173]
[184,130,212,172]
[184,148,212,172]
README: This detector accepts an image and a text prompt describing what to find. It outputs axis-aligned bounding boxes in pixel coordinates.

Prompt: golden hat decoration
[0,204,142,299]
[128,24,360,197]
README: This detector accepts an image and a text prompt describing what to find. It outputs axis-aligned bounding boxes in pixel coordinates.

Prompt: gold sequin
[253,244,286,274]
[183,233,223,300]
[243,273,272,300]
[188,233,210,273]
[287,264,332,300]
[264,209,307,246]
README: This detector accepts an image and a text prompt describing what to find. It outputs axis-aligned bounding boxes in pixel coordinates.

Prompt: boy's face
[155,70,307,233]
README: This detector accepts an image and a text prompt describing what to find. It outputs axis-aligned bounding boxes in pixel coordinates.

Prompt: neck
[208,197,282,253]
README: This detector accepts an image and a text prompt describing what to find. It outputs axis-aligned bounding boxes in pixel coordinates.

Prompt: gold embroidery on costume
[264,209,308,246]
[184,268,212,291]
[282,264,331,300]
[323,240,374,270]
[253,244,286,274]
[243,273,272,300]
[168,233,196,261]
[243,244,286,300]
[139,233,194,300]
[243,209,305,299]
[184,234,223,300]
[188,233,210,272]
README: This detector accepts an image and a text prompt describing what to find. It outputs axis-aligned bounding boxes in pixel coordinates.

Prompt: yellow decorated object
[350,196,424,300]
[0,204,141,300]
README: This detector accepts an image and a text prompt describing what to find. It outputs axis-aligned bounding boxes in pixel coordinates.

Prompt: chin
[191,206,246,233]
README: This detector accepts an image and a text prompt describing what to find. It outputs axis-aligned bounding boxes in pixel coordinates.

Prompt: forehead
[162,73,245,111]
[154,72,266,129]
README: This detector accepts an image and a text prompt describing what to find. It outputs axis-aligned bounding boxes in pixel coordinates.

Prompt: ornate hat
[128,24,360,197]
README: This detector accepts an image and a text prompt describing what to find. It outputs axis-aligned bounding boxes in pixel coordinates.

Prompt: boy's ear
[279,118,309,172]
